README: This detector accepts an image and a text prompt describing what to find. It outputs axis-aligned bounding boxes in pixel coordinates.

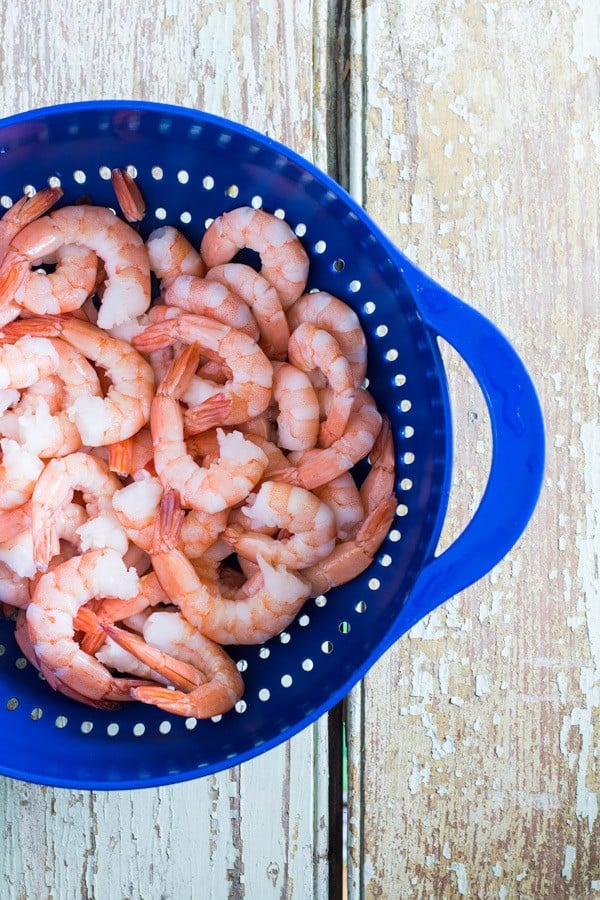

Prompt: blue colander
[0,101,544,790]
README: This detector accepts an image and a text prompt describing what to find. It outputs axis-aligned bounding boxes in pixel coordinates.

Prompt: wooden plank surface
[347,1,600,897]
[0,2,332,898]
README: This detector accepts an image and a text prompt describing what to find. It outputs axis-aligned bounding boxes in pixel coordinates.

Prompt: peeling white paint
[562,844,576,881]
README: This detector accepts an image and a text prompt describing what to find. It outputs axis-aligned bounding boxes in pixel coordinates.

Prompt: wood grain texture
[346,1,600,897]
[0,2,332,898]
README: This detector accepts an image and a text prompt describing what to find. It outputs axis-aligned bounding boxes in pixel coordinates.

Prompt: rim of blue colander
[0,100,454,789]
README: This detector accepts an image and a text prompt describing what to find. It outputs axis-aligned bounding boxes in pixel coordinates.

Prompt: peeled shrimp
[200,207,309,309]
[165,275,260,340]
[152,493,311,644]
[5,317,154,445]
[287,322,354,448]
[0,205,151,328]
[0,501,88,579]
[134,312,273,429]
[103,611,244,718]
[273,389,382,490]
[0,561,30,609]
[0,336,59,390]
[314,472,365,542]
[0,438,44,511]
[146,225,205,287]
[30,451,129,570]
[26,548,151,706]
[108,426,155,478]
[271,361,319,451]
[13,244,98,315]
[205,263,290,359]
[287,291,368,388]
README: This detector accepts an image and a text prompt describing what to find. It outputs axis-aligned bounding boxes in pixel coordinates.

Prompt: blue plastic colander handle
[388,259,545,639]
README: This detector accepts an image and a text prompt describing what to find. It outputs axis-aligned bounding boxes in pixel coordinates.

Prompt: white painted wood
[346,0,600,896]
[0,2,331,898]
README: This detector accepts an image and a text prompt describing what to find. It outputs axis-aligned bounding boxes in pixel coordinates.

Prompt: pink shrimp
[0,335,59,390]
[150,346,268,513]
[133,312,273,430]
[200,207,309,309]
[224,481,337,569]
[205,263,290,359]
[12,244,99,315]
[0,561,30,609]
[146,225,205,287]
[273,389,382,490]
[0,187,63,263]
[314,472,365,542]
[108,426,155,478]
[26,548,154,706]
[0,205,151,328]
[151,492,311,644]
[111,168,146,223]
[0,438,44,511]
[4,316,154,445]
[165,275,260,340]
[287,322,355,448]
[271,361,319,451]
[287,292,368,388]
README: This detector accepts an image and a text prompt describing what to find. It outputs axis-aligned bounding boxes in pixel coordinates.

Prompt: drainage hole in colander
[314,595,327,608]
[333,259,345,272]
[23,184,36,197]
[15,657,27,669]
[211,714,222,723]
[107,722,119,737]
[274,208,285,220]
[48,175,61,188]
[339,621,351,634]
[368,578,380,591]
[380,553,392,567]
[258,688,270,701]
[363,301,376,314]
[204,217,214,230]
[225,184,239,199]
[396,503,408,517]
[235,700,247,713]
[159,721,171,734]
[6,697,18,711]
[389,529,401,542]
[81,720,93,734]
[180,211,192,224]
[400,478,413,491]
[0,195,13,208]
[385,349,399,362]
[202,176,215,191]
[151,166,164,180]
[314,240,326,254]
[302,658,314,672]
[133,722,145,737]
[38,671,46,681]
[237,659,248,672]
[375,325,389,338]
[402,425,415,438]
[73,170,86,184]
[298,614,310,627]
[281,674,293,688]
[259,647,270,659]
[279,631,291,644]
[177,169,189,184]
[394,373,407,387]
[185,717,197,730]
[30,707,43,720]
[355,600,367,614]
[403,452,415,465]
[349,279,361,293]
[154,207,167,221]
[55,715,68,728]
[399,399,412,413]
[295,223,306,237]
[0,643,5,656]
[99,166,112,180]
[321,641,333,654]
[126,165,138,178]
[250,195,263,209]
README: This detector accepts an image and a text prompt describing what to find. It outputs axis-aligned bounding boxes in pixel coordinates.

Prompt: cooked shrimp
[104,611,244,718]
[5,317,154,445]
[96,625,204,692]
[0,561,29,609]
[151,492,311,644]
[302,496,397,596]
[0,438,44,511]
[111,168,146,223]
[108,425,155,478]
[224,481,337,569]
[287,292,368,388]
[0,187,63,263]
[0,336,59,390]
[205,263,290,359]
[31,451,129,570]
[13,244,98,315]
[314,472,365,542]
[134,312,273,429]
[146,225,205,287]
[359,415,396,511]
[200,207,309,309]
[26,548,152,705]
[0,205,151,328]
[0,501,87,579]
[165,275,260,340]
[273,389,382,490]
[271,361,319,451]
[287,322,354,448]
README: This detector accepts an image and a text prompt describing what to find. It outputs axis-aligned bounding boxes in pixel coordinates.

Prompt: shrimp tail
[74,606,106,655]
[108,437,135,477]
[183,393,232,435]
[111,169,146,223]
[130,677,241,718]
[132,320,177,353]
[153,489,185,554]
[157,341,202,398]
[102,624,205,691]
[14,186,64,223]
[32,521,60,572]
[1,315,64,340]
[361,415,395,511]
[0,251,28,307]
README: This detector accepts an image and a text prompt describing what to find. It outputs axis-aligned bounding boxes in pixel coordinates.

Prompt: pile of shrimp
[0,173,397,719]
